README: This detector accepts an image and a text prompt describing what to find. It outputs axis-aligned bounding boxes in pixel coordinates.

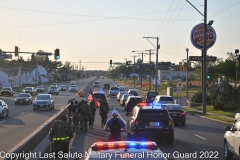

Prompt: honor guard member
[49,114,73,159]
[80,100,92,132]
[99,100,109,127]
[72,100,81,133]
[89,101,96,129]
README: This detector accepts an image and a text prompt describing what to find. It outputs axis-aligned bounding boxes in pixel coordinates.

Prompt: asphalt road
[41,77,238,160]
[0,77,95,152]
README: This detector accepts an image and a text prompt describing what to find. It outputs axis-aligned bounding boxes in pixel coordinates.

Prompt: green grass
[193,106,235,117]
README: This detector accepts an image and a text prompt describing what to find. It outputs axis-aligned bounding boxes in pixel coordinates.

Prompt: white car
[234,109,240,122]
[118,85,125,91]
[224,120,240,159]
[109,87,120,97]
[48,86,59,95]
[116,91,128,101]
[0,100,8,118]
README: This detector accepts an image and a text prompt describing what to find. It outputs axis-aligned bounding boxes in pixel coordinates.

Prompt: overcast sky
[1,0,240,70]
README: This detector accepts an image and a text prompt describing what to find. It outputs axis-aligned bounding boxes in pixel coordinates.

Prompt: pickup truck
[108,87,120,97]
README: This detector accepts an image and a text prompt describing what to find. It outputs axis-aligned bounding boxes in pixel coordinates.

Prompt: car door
[233,121,240,154]
[2,101,6,116]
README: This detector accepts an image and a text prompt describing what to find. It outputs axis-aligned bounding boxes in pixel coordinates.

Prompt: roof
[156,95,172,97]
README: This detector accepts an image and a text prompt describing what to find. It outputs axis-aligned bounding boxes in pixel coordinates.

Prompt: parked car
[120,94,133,106]
[36,86,44,92]
[0,87,13,96]
[109,87,120,97]
[127,89,138,96]
[154,95,174,104]
[0,100,8,118]
[125,96,143,112]
[69,85,78,92]
[116,91,128,101]
[15,93,33,105]
[162,104,186,126]
[22,87,37,96]
[48,86,59,95]
[58,85,66,91]
[145,91,158,103]
[33,94,55,111]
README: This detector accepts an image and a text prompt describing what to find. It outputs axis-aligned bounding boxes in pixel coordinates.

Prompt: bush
[191,91,211,103]
[214,103,224,110]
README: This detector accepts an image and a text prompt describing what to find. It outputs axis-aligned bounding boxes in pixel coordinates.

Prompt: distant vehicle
[0,87,13,96]
[58,85,66,91]
[70,81,76,85]
[145,91,158,103]
[103,83,110,90]
[116,84,122,88]
[33,94,54,111]
[51,83,58,87]
[162,104,186,126]
[69,85,78,92]
[127,89,138,96]
[23,87,37,96]
[119,94,133,106]
[93,81,100,88]
[125,96,142,112]
[36,86,44,92]
[154,95,174,104]
[109,87,120,97]
[15,93,33,105]
[0,100,9,118]
[116,91,128,101]
[118,85,125,91]
[48,86,59,95]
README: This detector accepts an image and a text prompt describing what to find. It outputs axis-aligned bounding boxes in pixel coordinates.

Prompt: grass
[193,106,235,117]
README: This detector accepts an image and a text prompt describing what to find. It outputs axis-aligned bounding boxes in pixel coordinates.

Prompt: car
[154,95,174,104]
[116,84,122,88]
[33,94,54,111]
[36,86,44,92]
[0,100,8,118]
[127,89,138,96]
[22,87,37,96]
[92,91,107,107]
[161,104,186,126]
[146,91,158,103]
[58,85,66,91]
[103,83,110,90]
[116,91,128,101]
[120,94,133,106]
[109,87,120,97]
[93,81,100,88]
[126,102,174,144]
[234,109,240,122]
[70,81,76,85]
[118,85,125,91]
[48,86,59,95]
[0,87,13,96]
[15,93,33,105]
[84,141,167,160]
[224,120,240,159]
[69,85,78,92]
[51,83,58,87]
[125,96,143,112]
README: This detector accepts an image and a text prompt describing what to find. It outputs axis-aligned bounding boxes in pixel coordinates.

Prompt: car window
[137,110,169,120]
[25,87,32,90]
[18,94,30,97]
[163,105,182,110]
[111,87,119,90]
[159,97,173,101]
[50,87,57,89]
[36,95,50,100]
[60,85,65,87]
[147,92,158,97]
[2,87,10,90]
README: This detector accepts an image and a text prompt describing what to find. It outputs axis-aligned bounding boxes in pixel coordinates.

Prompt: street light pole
[145,49,155,91]
[186,48,189,100]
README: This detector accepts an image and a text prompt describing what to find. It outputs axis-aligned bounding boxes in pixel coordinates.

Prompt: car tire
[182,121,186,126]
[167,136,174,144]
[224,141,233,160]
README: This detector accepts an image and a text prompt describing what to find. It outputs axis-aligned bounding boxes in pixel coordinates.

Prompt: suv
[93,81,100,88]
[0,87,13,96]
[154,95,174,104]
[126,103,174,144]
[125,96,142,112]
[128,89,138,96]
[224,120,240,159]
[103,83,110,90]
[109,87,120,97]
[146,91,158,103]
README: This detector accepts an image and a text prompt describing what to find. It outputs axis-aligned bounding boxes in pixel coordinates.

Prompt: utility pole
[186,48,189,100]
[145,49,155,91]
[137,52,148,88]
[130,55,140,86]
[123,58,129,83]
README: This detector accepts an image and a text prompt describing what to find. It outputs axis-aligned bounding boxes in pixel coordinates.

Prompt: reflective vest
[52,136,70,141]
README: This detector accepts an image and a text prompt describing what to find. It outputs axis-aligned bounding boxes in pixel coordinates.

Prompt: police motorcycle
[72,107,80,133]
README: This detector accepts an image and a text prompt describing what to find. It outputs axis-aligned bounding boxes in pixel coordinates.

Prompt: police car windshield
[138,110,169,120]
[36,95,50,100]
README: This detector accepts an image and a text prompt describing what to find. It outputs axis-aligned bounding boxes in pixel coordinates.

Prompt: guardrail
[4,78,98,160]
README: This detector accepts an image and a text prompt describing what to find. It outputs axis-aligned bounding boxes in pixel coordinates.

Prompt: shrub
[191,91,211,103]
[214,103,224,110]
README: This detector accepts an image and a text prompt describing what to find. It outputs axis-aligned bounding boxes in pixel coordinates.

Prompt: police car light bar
[92,141,158,151]
[137,102,163,108]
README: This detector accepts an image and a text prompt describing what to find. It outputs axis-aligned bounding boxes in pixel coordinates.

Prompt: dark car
[162,104,186,126]
[0,87,13,96]
[33,94,54,111]
[92,92,107,107]
[128,89,138,96]
[15,93,33,105]
[125,96,143,112]
[103,83,110,90]
[126,103,174,144]
[146,91,158,103]
[23,87,37,96]
[36,86,44,92]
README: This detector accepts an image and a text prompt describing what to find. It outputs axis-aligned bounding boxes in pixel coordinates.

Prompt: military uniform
[99,101,109,127]
[89,102,96,129]
[71,103,81,133]
[49,115,73,159]
[80,101,92,132]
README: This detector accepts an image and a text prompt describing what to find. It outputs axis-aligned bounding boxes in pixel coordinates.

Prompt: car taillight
[134,120,139,125]
[169,119,173,126]
[180,111,186,116]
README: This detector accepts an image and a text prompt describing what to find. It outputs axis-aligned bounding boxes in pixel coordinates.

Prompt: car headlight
[26,99,29,101]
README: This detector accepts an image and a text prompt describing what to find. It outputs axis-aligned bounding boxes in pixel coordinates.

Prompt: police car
[83,141,168,160]
[126,102,174,144]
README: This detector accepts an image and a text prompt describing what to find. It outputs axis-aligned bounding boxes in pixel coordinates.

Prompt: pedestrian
[80,100,91,132]
[99,100,109,127]
[89,101,96,129]
[72,100,81,133]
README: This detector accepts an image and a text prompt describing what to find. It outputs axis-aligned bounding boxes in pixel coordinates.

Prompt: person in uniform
[89,101,96,129]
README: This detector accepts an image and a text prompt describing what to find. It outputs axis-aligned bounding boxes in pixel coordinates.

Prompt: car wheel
[182,121,186,126]
[167,136,174,144]
[224,141,233,160]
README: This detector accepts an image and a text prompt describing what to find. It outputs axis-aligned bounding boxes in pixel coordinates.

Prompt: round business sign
[190,23,216,50]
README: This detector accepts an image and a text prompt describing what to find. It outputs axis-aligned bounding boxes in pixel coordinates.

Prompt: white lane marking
[194,134,206,140]
[20,112,25,115]
[0,120,6,124]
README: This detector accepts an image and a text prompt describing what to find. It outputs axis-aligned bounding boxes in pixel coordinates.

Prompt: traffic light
[54,49,60,60]
[15,46,18,57]
[207,71,210,79]
[126,61,129,68]
[110,60,112,67]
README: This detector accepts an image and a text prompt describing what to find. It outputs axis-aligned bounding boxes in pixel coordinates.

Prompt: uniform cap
[112,109,118,116]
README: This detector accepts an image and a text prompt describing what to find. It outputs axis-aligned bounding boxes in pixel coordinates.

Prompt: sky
[1,0,240,71]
